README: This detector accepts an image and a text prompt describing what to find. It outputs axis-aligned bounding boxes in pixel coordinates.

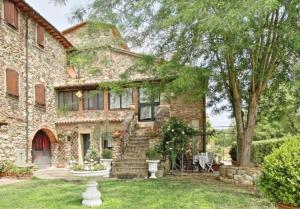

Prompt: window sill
[33,44,45,51]
[35,104,46,110]
[6,93,19,100]
[109,108,131,111]
[2,21,19,33]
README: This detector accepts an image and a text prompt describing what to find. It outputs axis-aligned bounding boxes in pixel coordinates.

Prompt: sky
[25,0,233,128]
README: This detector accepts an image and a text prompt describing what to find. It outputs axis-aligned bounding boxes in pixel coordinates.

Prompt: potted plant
[112,130,121,139]
[258,137,300,209]
[100,149,113,175]
[146,147,160,179]
[70,147,109,207]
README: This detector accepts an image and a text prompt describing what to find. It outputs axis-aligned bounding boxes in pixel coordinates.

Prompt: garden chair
[193,155,199,171]
[205,153,215,174]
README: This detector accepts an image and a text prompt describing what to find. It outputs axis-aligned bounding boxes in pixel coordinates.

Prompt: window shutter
[13,5,18,28]
[4,1,18,28]
[6,69,19,97]
[35,84,46,106]
[37,25,45,47]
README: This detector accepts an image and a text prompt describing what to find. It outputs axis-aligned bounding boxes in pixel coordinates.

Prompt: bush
[229,144,237,161]
[101,149,112,159]
[229,136,294,164]
[146,147,160,160]
[0,161,34,175]
[258,136,300,206]
[251,137,290,164]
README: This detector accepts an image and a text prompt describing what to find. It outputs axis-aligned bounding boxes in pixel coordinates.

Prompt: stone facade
[0,0,68,166]
[0,1,206,171]
[219,166,261,185]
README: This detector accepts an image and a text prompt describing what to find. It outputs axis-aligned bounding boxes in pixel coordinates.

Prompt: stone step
[137,122,154,128]
[115,158,147,163]
[125,147,148,153]
[113,162,147,168]
[113,166,147,173]
[112,172,147,179]
[123,153,146,158]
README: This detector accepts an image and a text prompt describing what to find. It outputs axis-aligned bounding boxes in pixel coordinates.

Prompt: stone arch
[29,126,58,147]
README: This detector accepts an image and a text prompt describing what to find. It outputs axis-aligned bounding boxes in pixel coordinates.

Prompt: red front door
[32,131,51,169]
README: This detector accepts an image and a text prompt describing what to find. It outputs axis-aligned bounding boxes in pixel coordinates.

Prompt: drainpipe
[25,15,29,164]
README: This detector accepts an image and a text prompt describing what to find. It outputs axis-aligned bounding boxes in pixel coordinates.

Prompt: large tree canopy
[56,0,300,166]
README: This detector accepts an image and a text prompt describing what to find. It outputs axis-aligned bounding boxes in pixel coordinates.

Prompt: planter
[212,163,223,172]
[112,131,121,139]
[100,159,113,177]
[146,160,160,179]
[277,203,300,209]
[71,169,110,207]
[56,163,65,168]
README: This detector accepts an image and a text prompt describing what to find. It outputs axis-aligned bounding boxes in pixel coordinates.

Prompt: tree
[255,66,300,139]
[56,0,300,166]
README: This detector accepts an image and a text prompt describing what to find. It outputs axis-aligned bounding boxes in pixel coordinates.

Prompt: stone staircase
[112,122,153,179]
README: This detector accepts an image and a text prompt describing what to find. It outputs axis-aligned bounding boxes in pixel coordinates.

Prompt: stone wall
[219,166,261,185]
[56,121,123,165]
[170,95,206,153]
[0,0,68,165]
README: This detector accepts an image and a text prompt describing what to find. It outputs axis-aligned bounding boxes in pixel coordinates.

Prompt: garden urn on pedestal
[146,160,160,179]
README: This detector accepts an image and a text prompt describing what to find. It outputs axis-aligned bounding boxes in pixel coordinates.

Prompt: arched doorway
[32,130,51,169]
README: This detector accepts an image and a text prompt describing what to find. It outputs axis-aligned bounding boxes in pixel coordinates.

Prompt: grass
[0,176,276,209]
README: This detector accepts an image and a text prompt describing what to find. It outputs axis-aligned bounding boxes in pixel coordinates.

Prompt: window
[81,134,90,159]
[58,91,78,111]
[6,69,19,97]
[35,84,46,106]
[138,88,160,121]
[83,89,104,110]
[37,25,45,47]
[4,0,18,29]
[109,88,132,109]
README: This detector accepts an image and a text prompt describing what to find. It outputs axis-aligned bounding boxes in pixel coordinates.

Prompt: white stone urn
[71,169,110,207]
[100,159,113,177]
[146,160,160,179]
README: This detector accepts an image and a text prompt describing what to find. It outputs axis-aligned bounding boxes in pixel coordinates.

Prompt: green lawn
[0,177,275,209]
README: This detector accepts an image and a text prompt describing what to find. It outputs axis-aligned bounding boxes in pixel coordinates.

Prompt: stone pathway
[34,167,77,181]
[0,178,26,186]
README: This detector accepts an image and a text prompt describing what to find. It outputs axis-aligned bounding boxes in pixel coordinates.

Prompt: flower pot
[146,160,160,179]
[57,163,65,168]
[277,203,300,209]
[71,169,110,207]
[100,159,113,177]
[112,131,121,139]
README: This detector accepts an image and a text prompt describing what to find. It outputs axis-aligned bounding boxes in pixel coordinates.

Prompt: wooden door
[32,131,51,169]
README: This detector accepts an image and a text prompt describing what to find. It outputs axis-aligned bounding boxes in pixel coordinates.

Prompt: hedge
[251,137,291,164]
[229,135,298,164]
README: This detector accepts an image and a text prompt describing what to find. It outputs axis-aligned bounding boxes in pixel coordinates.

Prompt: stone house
[0,0,206,177]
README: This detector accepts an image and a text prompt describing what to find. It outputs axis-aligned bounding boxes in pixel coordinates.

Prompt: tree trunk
[237,93,259,167]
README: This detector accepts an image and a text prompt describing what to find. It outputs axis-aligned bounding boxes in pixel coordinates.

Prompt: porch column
[132,87,139,114]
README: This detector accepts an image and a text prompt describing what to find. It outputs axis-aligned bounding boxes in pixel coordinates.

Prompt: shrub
[146,147,160,160]
[0,161,34,175]
[85,147,100,162]
[101,149,112,159]
[159,117,196,170]
[229,144,237,161]
[258,136,300,207]
[229,136,294,164]
[251,137,291,164]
